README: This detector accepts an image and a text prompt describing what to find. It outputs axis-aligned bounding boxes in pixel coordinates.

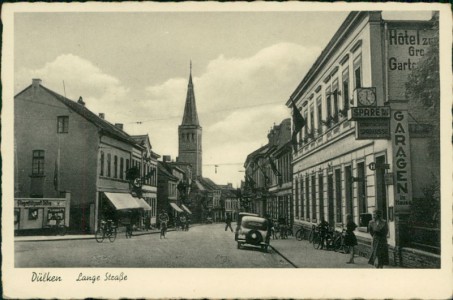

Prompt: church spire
[182,61,200,126]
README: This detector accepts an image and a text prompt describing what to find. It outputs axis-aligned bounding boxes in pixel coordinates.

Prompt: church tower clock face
[178,62,203,178]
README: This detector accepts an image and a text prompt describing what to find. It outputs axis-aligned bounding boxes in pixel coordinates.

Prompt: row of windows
[297,51,362,145]
[293,163,368,224]
[99,151,157,185]
[180,133,198,142]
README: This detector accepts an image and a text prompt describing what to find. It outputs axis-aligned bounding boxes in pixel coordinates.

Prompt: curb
[270,245,299,268]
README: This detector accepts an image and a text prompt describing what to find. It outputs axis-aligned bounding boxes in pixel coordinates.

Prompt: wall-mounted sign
[386,26,438,100]
[368,162,390,171]
[15,199,66,208]
[351,107,391,120]
[384,173,394,185]
[356,119,390,139]
[391,110,413,212]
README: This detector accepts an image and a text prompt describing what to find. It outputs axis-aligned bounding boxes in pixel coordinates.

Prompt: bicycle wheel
[313,234,322,249]
[295,228,304,241]
[95,229,105,243]
[308,231,314,243]
[108,228,117,242]
[333,236,342,252]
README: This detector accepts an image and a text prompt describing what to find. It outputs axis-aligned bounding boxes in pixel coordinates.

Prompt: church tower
[178,62,202,179]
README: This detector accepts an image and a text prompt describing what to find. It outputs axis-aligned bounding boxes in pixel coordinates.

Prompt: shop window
[57,116,69,133]
[300,179,304,219]
[100,151,104,176]
[107,154,111,177]
[327,173,335,226]
[32,150,45,176]
[345,165,353,219]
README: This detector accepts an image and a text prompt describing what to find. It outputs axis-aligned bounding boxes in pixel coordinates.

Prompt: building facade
[14,79,156,233]
[287,11,440,267]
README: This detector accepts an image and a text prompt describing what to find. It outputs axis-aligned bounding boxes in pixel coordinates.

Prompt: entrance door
[327,174,335,226]
[375,155,388,220]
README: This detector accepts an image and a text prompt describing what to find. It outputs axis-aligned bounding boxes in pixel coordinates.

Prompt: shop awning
[181,204,192,214]
[136,198,152,211]
[169,202,184,213]
[104,192,151,211]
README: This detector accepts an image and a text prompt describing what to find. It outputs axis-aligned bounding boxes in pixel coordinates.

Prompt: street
[15,223,292,268]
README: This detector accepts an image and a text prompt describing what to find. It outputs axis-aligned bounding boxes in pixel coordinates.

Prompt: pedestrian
[179,213,187,231]
[265,214,273,243]
[225,214,233,232]
[344,214,358,264]
[318,218,329,250]
[158,209,169,239]
[368,210,389,268]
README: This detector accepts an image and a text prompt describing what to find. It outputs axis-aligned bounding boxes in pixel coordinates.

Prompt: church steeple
[178,61,202,179]
[181,61,199,126]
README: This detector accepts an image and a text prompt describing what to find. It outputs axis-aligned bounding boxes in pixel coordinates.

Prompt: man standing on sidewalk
[225,214,233,232]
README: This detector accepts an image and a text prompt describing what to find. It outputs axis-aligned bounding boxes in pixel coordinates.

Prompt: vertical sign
[390,110,412,212]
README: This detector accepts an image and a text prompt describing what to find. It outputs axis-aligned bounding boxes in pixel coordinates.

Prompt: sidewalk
[269,237,376,268]
[14,227,175,242]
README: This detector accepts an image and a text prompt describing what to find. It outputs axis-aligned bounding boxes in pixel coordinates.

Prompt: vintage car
[234,212,259,241]
[236,215,270,252]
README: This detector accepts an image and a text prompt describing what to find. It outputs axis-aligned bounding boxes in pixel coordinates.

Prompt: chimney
[163,155,171,163]
[99,113,105,119]
[77,96,85,106]
[32,78,42,88]
[115,123,123,130]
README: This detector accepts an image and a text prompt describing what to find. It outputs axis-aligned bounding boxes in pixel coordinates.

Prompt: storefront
[14,192,71,233]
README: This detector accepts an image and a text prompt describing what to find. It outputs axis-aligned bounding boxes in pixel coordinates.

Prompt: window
[107,154,111,177]
[319,173,324,221]
[300,179,304,219]
[335,169,343,222]
[345,165,353,219]
[303,111,308,137]
[305,176,310,219]
[326,87,332,124]
[357,162,367,214]
[100,151,104,176]
[126,159,130,173]
[32,150,45,175]
[114,155,118,178]
[309,105,315,138]
[332,80,339,122]
[311,175,317,220]
[317,96,323,134]
[120,158,124,179]
[354,55,362,90]
[342,68,350,112]
[57,116,69,133]
[295,179,299,218]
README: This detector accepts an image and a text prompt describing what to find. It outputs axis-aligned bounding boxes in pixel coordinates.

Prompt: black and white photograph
[2,2,452,299]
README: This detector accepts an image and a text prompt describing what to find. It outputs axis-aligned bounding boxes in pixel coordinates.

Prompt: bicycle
[160,222,167,239]
[333,227,350,253]
[314,226,335,250]
[308,225,317,243]
[295,226,306,241]
[95,219,117,243]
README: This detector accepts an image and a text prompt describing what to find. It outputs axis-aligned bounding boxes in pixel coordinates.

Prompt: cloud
[15,43,319,185]
[15,53,131,121]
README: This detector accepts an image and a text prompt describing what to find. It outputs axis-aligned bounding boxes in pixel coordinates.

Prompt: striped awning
[169,202,184,213]
[181,204,192,214]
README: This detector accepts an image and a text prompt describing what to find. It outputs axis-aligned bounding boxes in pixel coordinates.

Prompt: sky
[13,9,433,187]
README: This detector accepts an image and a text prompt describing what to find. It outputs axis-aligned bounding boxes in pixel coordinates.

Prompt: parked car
[236,215,270,252]
[235,212,259,241]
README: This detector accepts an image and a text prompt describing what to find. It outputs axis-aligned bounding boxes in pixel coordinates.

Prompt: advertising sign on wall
[390,110,413,212]
[386,25,437,100]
